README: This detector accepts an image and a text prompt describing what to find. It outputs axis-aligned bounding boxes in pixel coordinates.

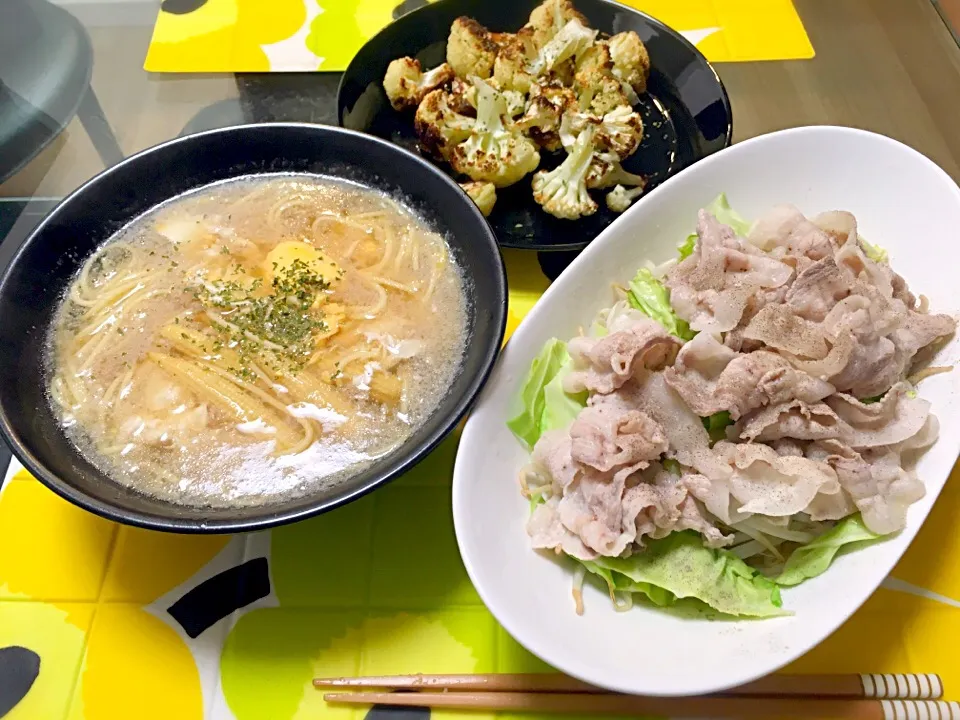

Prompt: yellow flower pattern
[145,0,812,72]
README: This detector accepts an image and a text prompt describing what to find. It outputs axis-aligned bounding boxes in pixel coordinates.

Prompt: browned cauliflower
[516,80,577,152]
[493,32,537,94]
[586,152,645,189]
[574,41,612,84]
[414,89,475,161]
[449,77,479,116]
[527,0,589,49]
[383,57,455,111]
[581,72,631,115]
[450,76,526,117]
[594,105,643,157]
[459,181,497,216]
[447,17,499,79]
[608,30,650,93]
[450,77,541,187]
[527,18,598,77]
[559,104,642,158]
[532,125,598,220]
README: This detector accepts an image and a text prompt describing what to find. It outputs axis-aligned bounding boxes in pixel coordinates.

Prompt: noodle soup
[47,175,467,507]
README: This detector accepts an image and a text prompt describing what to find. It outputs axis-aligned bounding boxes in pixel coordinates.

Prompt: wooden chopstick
[314,672,945,699]
[323,691,960,719]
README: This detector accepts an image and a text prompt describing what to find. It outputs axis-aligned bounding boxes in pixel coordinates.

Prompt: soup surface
[48,174,467,507]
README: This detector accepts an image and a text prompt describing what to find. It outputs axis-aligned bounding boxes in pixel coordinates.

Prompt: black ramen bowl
[0,123,507,533]
[337,0,732,252]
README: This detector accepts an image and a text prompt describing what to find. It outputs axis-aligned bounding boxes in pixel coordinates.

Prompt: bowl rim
[335,0,734,251]
[0,121,508,533]
[452,124,960,696]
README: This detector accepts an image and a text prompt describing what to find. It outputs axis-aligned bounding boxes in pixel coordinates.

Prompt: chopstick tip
[313,677,346,687]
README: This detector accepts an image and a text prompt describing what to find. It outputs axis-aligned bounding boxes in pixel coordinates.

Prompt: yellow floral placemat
[1,247,957,720]
[144,0,813,73]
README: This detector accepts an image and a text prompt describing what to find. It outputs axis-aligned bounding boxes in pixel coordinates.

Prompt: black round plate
[337,0,732,251]
[0,123,507,533]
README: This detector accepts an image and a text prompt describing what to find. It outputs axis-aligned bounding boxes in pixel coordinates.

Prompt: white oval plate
[453,126,960,697]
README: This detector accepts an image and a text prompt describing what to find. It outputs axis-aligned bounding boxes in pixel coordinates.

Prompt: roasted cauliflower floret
[527,18,598,77]
[516,80,577,152]
[606,183,646,212]
[608,30,650,93]
[527,0,589,48]
[559,104,642,157]
[447,17,500,79]
[594,105,643,157]
[558,109,597,150]
[574,42,612,84]
[460,181,497,216]
[414,88,475,161]
[531,125,597,220]
[383,57,456,111]
[586,152,645,189]
[493,32,537,94]
[450,76,526,116]
[575,70,630,115]
[450,77,541,188]
[448,77,479,115]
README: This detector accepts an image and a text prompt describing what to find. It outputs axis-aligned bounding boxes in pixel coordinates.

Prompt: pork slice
[736,399,844,443]
[785,257,851,322]
[812,210,858,247]
[666,335,835,421]
[809,440,925,534]
[528,497,598,560]
[626,373,731,481]
[662,332,738,417]
[558,461,649,557]
[742,303,830,359]
[627,467,734,549]
[826,383,932,448]
[748,204,836,260]
[564,317,681,395]
[666,212,793,333]
[532,430,579,491]
[714,441,841,517]
[569,402,667,473]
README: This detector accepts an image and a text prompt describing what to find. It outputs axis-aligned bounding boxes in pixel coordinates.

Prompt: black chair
[0,0,124,184]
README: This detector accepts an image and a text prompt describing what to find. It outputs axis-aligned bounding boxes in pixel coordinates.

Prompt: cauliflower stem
[532,126,598,219]
[451,77,540,188]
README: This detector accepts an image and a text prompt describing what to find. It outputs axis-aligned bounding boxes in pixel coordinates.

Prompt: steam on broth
[47,175,467,507]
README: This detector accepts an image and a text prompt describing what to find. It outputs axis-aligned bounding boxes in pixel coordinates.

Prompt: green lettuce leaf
[706,192,752,236]
[506,339,569,449]
[540,355,587,436]
[584,531,786,618]
[861,239,889,264]
[507,339,587,449]
[582,560,676,607]
[702,411,732,444]
[678,193,751,258]
[627,268,695,340]
[775,515,886,587]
